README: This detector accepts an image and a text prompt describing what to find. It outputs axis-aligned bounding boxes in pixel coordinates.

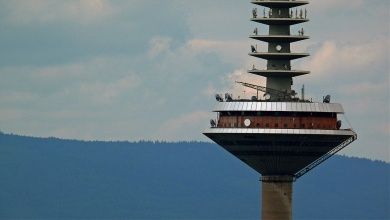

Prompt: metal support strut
[293,132,358,180]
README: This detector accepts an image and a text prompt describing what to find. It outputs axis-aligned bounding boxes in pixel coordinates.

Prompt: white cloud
[221,68,266,99]
[299,37,389,80]
[148,37,172,58]
[187,39,238,52]
[339,82,388,98]
[310,0,364,11]
[201,83,217,97]
[0,109,25,121]
[76,75,139,105]
[157,111,212,141]
[0,0,388,162]
[181,0,249,40]
[185,39,250,64]
[0,56,141,107]
[3,0,114,25]
[0,92,38,104]
[177,38,266,99]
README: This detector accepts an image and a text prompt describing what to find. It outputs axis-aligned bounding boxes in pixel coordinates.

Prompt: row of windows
[218,116,338,130]
[220,123,333,129]
[219,111,336,117]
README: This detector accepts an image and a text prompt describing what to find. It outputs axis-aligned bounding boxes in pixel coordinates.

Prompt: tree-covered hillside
[0,132,389,220]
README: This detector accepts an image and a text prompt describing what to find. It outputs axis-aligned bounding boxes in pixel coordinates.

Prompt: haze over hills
[0,132,389,220]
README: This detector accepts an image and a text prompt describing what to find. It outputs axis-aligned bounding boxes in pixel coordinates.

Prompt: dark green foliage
[0,133,388,220]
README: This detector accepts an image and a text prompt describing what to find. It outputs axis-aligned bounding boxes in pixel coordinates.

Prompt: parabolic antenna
[244,119,251,127]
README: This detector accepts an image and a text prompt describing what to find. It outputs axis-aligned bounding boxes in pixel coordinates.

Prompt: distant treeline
[0,131,389,219]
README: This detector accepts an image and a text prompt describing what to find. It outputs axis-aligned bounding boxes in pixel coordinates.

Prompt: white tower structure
[204,1,357,219]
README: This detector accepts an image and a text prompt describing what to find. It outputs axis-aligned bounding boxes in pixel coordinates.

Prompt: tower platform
[248,69,310,77]
[212,102,345,113]
[249,52,309,60]
[249,35,309,43]
[251,0,309,8]
[206,101,357,178]
[251,18,309,25]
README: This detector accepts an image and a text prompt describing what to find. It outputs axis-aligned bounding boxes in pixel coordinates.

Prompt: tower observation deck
[203,1,357,220]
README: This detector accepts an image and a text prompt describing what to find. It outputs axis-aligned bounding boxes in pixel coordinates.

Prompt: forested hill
[0,132,389,220]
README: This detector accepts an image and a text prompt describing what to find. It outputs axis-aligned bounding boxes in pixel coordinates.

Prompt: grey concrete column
[261,176,293,220]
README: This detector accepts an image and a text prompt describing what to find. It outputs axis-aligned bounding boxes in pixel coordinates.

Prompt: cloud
[338,82,388,98]
[185,39,250,64]
[310,0,364,11]
[299,37,389,80]
[181,0,250,40]
[0,0,388,162]
[0,92,38,104]
[148,37,172,58]
[336,81,389,131]
[0,56,141,107]
[187,39,239,52]
[76,75,140,105]
[3,0,114,25]
[177,38,266,99]
[157,111,212,141]
[0,109,25,121]
[221,68,267,99]
[201,83,217,97]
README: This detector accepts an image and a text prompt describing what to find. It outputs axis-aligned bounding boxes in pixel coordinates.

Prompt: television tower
[204,1,357,219]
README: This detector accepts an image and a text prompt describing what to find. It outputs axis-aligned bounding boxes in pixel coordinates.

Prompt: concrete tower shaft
[262,180,293,219]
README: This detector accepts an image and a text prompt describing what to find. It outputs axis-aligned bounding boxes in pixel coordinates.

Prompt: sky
[0,0,389,162]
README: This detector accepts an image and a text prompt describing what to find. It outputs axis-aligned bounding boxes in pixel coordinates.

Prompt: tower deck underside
[248,69,310,78]
[250,35,309,43]
[204,129,355,176]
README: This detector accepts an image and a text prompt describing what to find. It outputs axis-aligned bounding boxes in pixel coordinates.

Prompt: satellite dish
[210,119,217,128]
[251,45,257,53]
[244,119,251,127]
[264,93,271,100]
[290,90,297,97]
[276,45,282,52]
[225,93,233,102]
[323,95,331,103]
[215,94,224,102]
[336,120,342,130]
